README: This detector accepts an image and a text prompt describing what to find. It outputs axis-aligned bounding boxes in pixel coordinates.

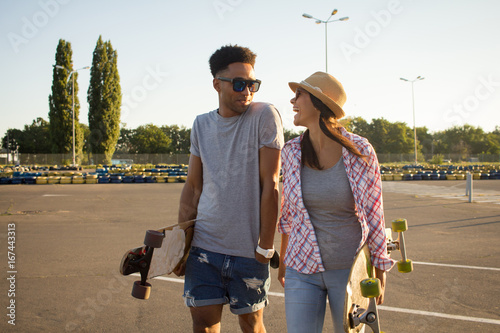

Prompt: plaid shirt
[278,127,395,274]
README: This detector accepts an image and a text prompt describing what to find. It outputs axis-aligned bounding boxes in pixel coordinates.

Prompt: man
[176,45,284,333]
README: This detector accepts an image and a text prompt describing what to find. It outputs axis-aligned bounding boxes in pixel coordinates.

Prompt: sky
[1,0,499,140]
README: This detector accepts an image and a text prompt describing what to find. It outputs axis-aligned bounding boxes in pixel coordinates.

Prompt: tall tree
[161,125,191,154]
[19,118,52,154]
[344,117,414,154]
[283,128,301,143]
[115,126,135,153]
[417,127,433,154]
[130,124,171,154]
[445,125,490,155]
[48,39,83,155]
[346,116,371,138]
[87,35,122,164]
[1,128,23,154]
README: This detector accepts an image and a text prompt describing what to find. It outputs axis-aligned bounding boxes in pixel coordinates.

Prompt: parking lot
[0,180,499,332]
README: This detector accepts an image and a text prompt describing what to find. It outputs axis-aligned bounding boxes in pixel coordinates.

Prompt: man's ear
[213,78,221,92]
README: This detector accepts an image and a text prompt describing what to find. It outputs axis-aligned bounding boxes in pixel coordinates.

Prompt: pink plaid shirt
[279,128,395,274]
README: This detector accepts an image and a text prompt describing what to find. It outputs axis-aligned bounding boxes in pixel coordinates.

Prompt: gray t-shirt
[190,102,284,258]
[301,158,362,269]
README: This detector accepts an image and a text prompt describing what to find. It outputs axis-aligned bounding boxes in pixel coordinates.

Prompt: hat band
[301,80,323,93]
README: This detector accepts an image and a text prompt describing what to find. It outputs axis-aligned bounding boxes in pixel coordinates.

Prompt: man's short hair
[209,45,257,78]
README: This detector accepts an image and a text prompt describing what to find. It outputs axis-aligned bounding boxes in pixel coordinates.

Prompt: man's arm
[256,146,281,263]
[178,154,203,223]
[174,154,202,276]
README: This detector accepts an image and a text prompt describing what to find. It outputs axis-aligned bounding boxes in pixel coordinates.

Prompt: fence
[1,153,499,166]
[377,153,500,164]
[2,153,190,166]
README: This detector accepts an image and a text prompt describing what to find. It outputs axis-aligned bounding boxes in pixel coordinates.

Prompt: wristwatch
[256,245,275,259]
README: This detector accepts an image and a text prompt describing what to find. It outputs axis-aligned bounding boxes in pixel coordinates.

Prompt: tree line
[343,117,500,156]
[1,34,498,162]
[3,116,499,158]
[1,120,191,156]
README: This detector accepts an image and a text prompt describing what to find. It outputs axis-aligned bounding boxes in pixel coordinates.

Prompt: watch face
[265,250,274,259]
[257,246,274,258]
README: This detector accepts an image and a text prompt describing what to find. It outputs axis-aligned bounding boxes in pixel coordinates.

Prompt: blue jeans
[183,247,270,315]
[284,266,351,333]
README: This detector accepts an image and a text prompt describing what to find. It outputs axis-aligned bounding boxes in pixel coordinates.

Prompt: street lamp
[400,76,425,166]
[302,9,349,73]
[54,65,90,166]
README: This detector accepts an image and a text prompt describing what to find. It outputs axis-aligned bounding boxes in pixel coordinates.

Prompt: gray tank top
[301,158,362,270]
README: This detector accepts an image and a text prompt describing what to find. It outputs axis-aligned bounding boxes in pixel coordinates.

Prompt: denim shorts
[183,246,270,315]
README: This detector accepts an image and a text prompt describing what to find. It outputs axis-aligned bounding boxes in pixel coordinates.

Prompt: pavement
[0,179,499,332]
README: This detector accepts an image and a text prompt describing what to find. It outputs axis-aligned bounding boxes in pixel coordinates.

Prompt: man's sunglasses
[217,77,261,92]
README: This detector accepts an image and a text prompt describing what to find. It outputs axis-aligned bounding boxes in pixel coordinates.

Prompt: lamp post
[303,9,349,73]
[55,65,90,166]
[6,130,9,164]
[400,76,424,166]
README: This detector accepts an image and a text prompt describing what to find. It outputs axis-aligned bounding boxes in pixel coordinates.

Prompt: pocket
[189,246,201,255]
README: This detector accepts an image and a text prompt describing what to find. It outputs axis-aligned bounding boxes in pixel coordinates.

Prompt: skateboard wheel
[397,259,413,273]
[144,230,164,248]
[392,219,408,232]
[132,280,152,300]
[360,278,381,298]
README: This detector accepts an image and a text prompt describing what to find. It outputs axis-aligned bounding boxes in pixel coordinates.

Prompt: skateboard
[343,218,413,333]
[120,219,280,300]
[119,219,195,300]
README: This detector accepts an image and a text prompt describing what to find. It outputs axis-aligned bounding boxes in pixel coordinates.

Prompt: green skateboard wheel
[360,278,381,298]
[392,219,408,232]
[397,259,413,273]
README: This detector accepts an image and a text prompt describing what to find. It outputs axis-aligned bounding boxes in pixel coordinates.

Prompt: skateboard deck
[344,244,375,333]
[343,219,413,332]
[119,219,195,299]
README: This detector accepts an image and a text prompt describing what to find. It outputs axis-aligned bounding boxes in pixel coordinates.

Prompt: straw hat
[289,71,346,119]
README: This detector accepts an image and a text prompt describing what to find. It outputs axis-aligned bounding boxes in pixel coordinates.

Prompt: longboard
[343,219,413,332]
[119,219,195,299]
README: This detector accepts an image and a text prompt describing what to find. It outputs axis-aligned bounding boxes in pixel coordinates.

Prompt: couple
[176,44,395,333]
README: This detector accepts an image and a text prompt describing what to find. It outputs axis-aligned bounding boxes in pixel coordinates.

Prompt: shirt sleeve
[362,145,395,271]
[278,145,292,235]
[258,104,284,150]
[189,117,200,157]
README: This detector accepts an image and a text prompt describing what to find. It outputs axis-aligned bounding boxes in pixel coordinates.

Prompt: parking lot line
[132,274,500,326]
[414,261,500,271]
[378,306,500,326]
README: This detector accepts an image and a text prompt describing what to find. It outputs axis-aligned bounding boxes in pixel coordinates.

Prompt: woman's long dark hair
[301,92,366,170]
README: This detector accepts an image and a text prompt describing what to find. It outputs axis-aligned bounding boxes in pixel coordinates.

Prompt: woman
[278,72,395,332]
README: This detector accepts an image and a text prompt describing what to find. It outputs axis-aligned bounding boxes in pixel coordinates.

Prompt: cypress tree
[87,35,122,164]
[48,39,83,158]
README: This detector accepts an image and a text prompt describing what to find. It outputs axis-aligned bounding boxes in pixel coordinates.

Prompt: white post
[466,172,473,203]
[465,172,469,196]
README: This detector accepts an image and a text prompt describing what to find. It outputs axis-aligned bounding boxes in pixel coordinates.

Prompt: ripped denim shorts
[183,246,270,315]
